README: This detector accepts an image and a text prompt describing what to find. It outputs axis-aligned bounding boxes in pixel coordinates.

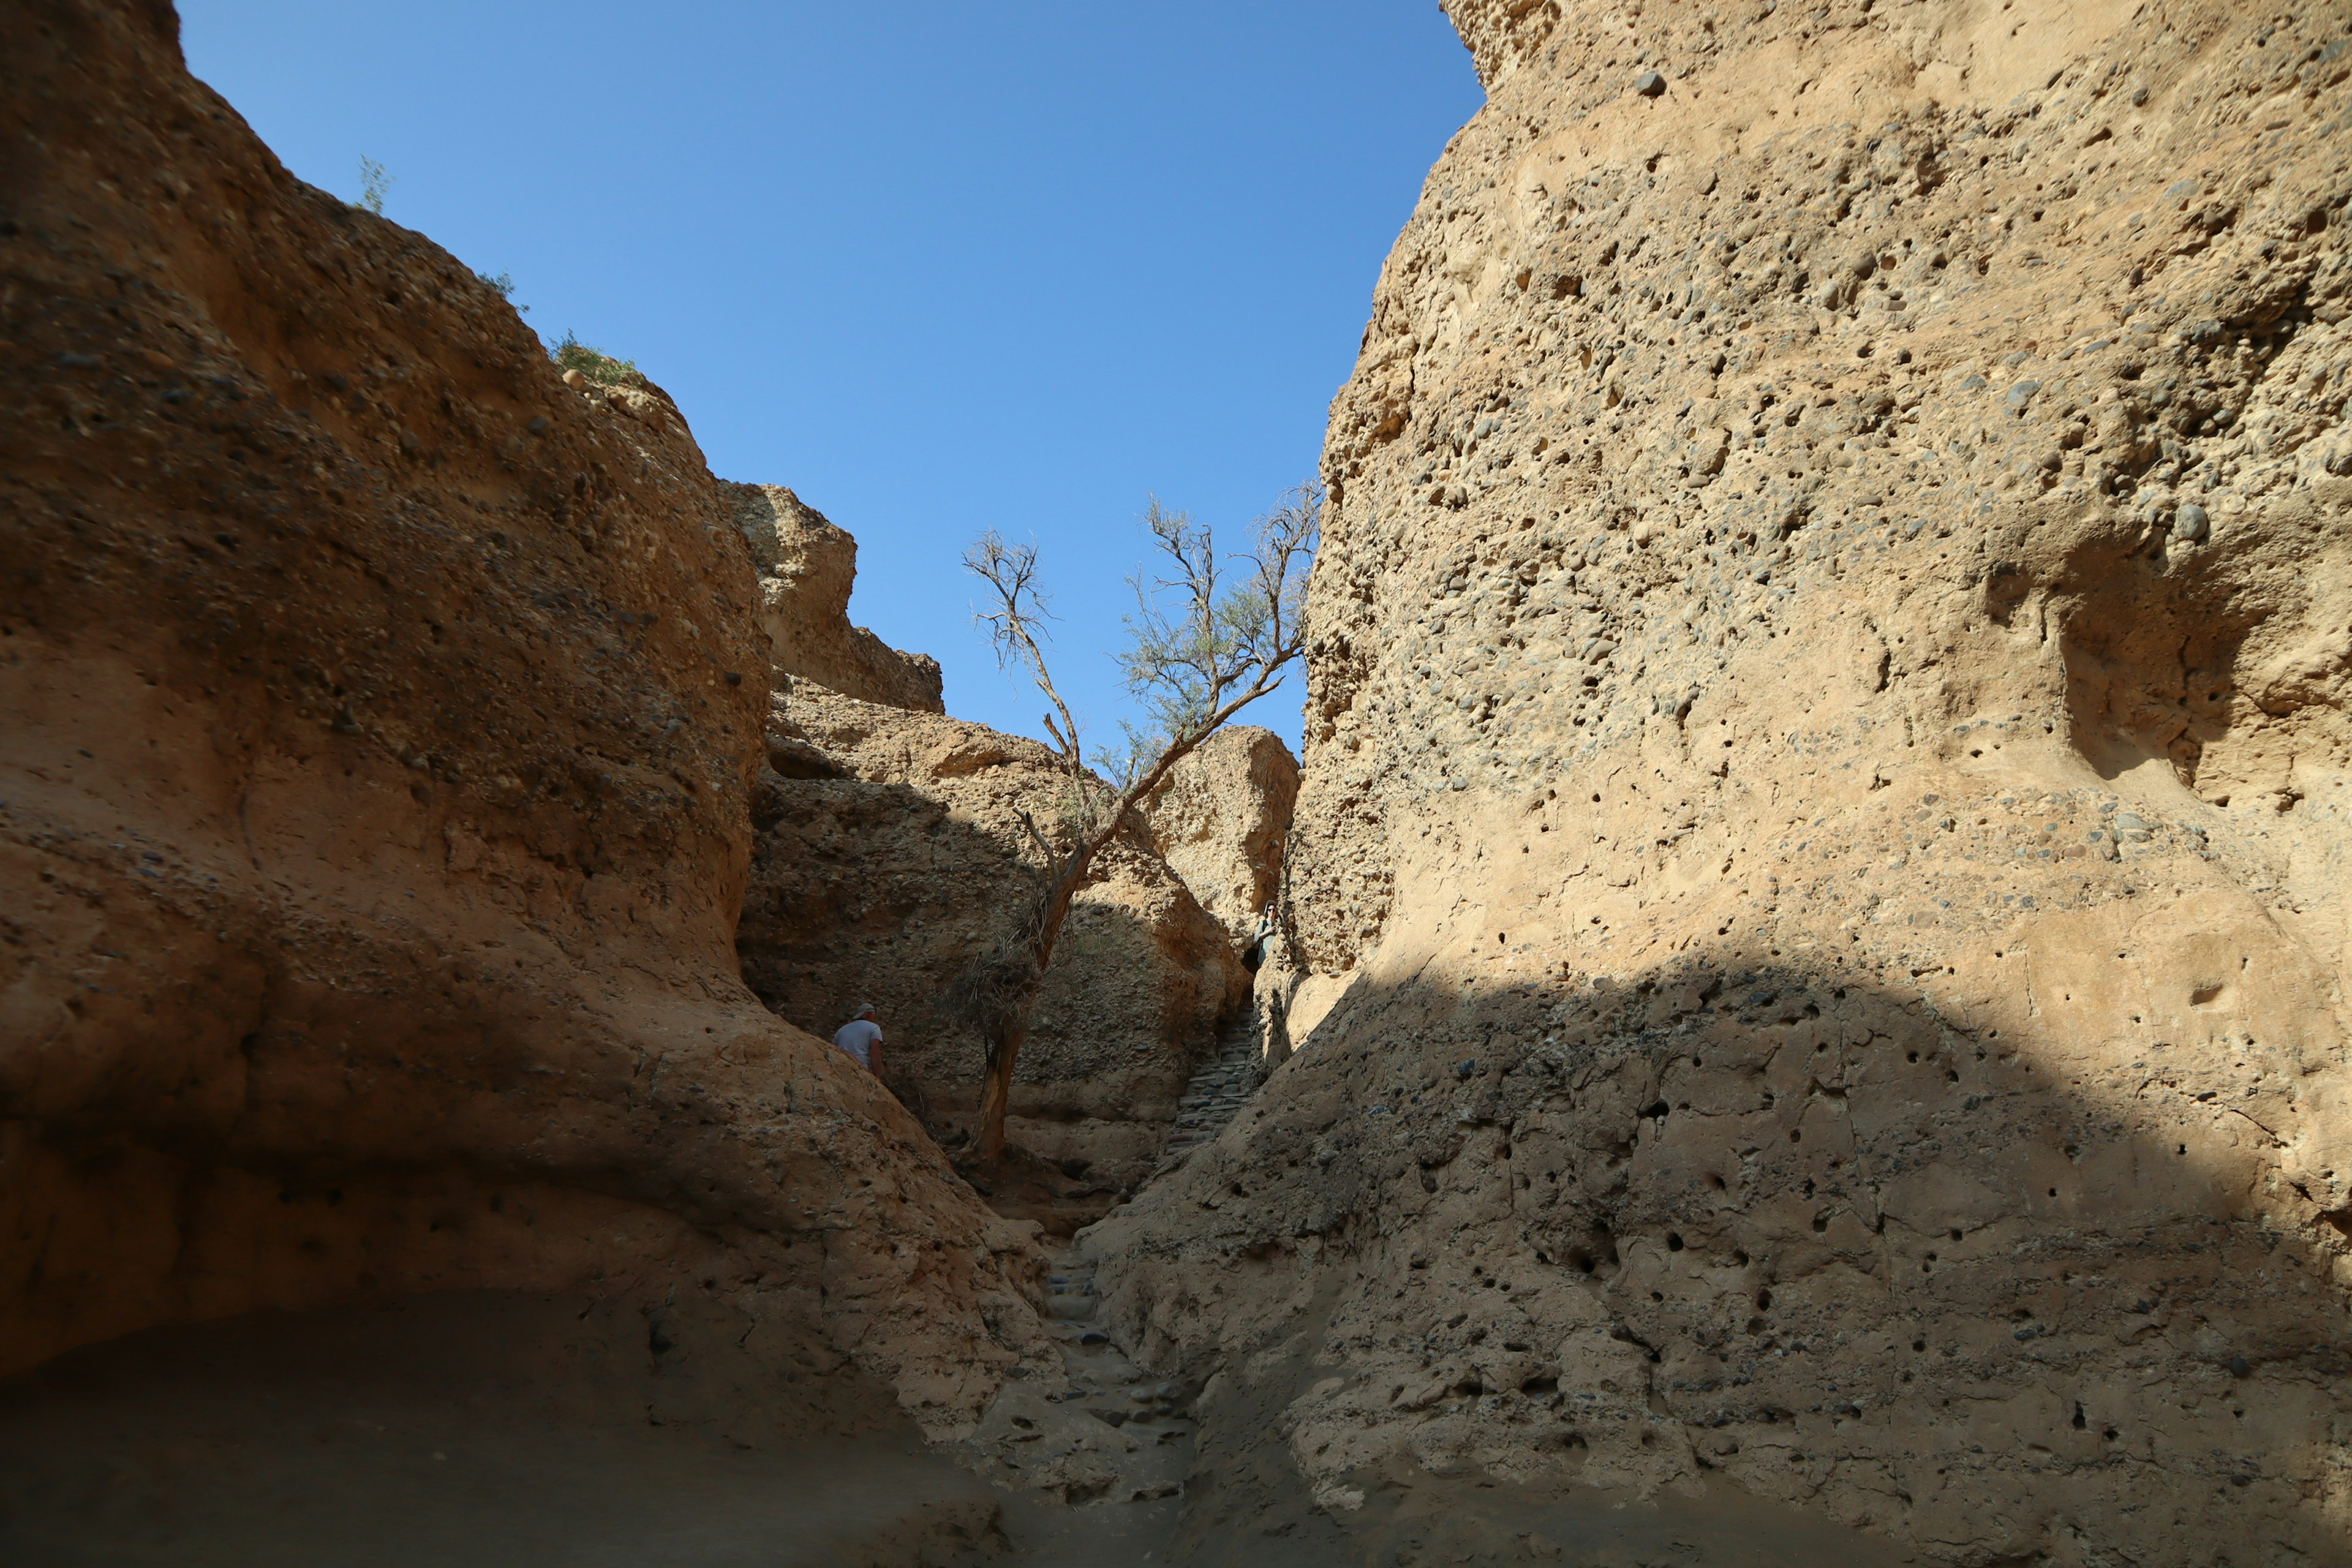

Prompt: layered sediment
[1094,1,2352,1561]
[0,0,1050,1437]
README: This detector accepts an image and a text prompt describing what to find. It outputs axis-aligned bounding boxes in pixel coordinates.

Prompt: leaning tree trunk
[971,1016,1029,1166]
[967,731,1221,1163]
[972,859,1089,1163]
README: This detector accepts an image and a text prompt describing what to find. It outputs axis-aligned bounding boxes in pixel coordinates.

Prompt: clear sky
[178,2,1482,753]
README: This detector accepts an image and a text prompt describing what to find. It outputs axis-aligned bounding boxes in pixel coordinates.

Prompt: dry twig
[959,485,1320,1159]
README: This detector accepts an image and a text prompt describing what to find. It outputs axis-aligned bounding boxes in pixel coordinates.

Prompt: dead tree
[960,486,1319,1163]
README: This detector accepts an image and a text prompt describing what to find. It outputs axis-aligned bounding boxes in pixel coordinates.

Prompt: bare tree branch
[1012,807,1056,863]
[957,486,1321,1162]
[967,532,1087,775]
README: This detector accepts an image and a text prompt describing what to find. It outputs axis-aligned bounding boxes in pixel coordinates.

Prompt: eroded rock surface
[1139,725,1301,941]
[729,482,945,714]
[1095,1,2352,1561]
[0,0,1050,1438]
[738,685,1244,1204]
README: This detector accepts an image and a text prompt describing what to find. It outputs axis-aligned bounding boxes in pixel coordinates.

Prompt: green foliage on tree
[475,270,526,312]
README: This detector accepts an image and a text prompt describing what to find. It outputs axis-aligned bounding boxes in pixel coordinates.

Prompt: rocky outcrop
[1093,1,2352,1561]
[729,483,944,714]
[1137,725,1300,941]
[0,0,1050,1436]
[738,685,1245,1202]
[1134,724,1307,1074]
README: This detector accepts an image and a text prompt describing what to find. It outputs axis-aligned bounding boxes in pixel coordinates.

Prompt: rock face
[1138,725,1300,941]
[1136,723,1309,1072]
[728,483,945,714]
[723,484,1250,1202]
[1094,1,2352,1561]
[0,0,1051,1437]
[737,684,1244,1202]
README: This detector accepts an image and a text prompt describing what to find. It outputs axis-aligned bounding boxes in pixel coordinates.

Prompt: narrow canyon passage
[7,0,2352,1563]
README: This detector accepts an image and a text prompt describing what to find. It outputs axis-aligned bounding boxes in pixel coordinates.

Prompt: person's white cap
[855,1001,877,1017]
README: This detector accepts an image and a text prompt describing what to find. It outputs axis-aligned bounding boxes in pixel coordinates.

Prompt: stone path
[1038,1248,1194,1501]
[949,1006,1272,1557]
[1156,1002,1264,1169]
[947,1245,1201,1564]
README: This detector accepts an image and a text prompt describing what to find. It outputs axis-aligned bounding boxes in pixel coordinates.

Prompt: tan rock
[1138,725,1300,941]
[0,0,1049,1438]
[1093,0,2352,1560]
[738,685,1246,1203]
[728,482,944,712]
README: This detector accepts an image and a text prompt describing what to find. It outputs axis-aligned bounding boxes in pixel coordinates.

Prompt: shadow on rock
[738,686,1251,1208]
[1088,949,2352,1567]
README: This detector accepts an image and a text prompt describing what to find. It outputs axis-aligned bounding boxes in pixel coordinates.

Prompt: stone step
[1151,1006,1267,1174]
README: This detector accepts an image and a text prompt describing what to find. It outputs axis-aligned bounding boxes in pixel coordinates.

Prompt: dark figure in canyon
[1243,905,1278,972]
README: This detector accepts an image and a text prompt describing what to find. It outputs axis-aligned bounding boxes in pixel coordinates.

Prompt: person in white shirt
[832,1003,884,1077]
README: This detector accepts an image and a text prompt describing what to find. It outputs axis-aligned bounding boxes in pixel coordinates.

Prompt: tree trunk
[973,1017,1027,1164]
[973,859,1089,1163]
[968,722,1229,1162]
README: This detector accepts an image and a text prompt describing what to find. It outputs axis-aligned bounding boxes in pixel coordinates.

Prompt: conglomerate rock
[0,0,1053,1438]
[1093,1,2352,1561]
[738,684,1244,1199]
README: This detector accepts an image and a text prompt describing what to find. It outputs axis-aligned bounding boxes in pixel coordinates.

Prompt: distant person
[1245,905,1278,972]
[833,1003,884,1077]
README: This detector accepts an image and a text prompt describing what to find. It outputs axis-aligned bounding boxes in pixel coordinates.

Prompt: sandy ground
[0,1283,1917,1567]
[0,1293,1008,1567]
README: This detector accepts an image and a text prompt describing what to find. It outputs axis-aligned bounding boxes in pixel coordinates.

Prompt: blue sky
[179,2,1481,752]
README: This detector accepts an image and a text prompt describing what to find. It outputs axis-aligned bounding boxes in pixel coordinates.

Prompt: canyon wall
[1139,724,1301,942]
[728,482,946,714]
[737,682,1245,1204]
[0,0,1050,1437]
[722,485,1267,1205]
[1095,0,2352,1561]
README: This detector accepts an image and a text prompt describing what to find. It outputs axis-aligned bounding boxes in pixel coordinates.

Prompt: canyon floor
[0,1205,1917,1568]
